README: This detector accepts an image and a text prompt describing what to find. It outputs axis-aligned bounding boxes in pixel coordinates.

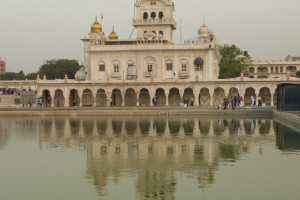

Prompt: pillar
[194,88,200,107]
[79,92,82,107]
[270,91,274,106]
[64,89,70,107]
[165,91,169,107]
[136,92,140,107]
[93,92,96,107]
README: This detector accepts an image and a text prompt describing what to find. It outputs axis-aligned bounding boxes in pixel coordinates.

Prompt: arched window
[143,12,148,20]
[151,12,156,19]
[166,60,173,71]
[257,66,268,73]
[271,67,274,73]
[112,61,120,73]
[275,67,279,73]
[180,60,188,72]
[280,67,283,73]
[159,12,163,19]
[249,67,255,73]
[152,31,156,35]
[194,58,204,71]
[159,31,163,36]
[286,66,297,73]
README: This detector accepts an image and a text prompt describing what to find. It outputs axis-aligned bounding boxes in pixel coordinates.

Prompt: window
[114,65,119,73]
[280,67,283,73]
[147,64,153,72]
[159,31,163,36]
[151,12,156,19]
[271,67,274,73]
[166,60,173,71]
[159,12,163,19]
[275,67,278,73]
[143,12,148,20]
[99,65,105,72]
[194,58,204,71]
[150,2,156,6]
[181,64,187,71]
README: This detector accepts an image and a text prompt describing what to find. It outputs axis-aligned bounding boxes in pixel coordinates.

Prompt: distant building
[285,55,300,62]
[0,58,6,74]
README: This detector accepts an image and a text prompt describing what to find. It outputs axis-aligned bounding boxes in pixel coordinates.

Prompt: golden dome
[91,17,102,33]
[108,27,118,40]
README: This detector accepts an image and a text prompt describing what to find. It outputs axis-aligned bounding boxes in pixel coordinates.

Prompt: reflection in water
[1,116,299,200]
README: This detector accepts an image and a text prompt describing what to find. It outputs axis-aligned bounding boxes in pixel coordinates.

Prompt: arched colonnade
[39,85,278,108]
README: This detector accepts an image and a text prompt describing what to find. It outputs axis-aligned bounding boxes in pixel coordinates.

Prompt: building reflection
[36,116,291,199]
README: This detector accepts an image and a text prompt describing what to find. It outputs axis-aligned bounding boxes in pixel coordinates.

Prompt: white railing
[178,71,190,78]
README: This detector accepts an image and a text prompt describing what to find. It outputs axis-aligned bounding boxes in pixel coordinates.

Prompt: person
[190,98,194,106]
[258,95,262,107]
[240,96,244,108]
[218,103,222,110]
[234,94,238,107]
[152,96,157,107]
[251,96,254,107]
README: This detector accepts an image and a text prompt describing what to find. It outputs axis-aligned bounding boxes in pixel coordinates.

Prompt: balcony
[111,72,122,79]
[132,18,177,29]
[144,71,153,77]
[178,71,190,79]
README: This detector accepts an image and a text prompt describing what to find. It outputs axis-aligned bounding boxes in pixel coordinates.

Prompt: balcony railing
[144,71,153,77]
[178,71,190,78]
[132,18,177,29]
[111,72,121,79]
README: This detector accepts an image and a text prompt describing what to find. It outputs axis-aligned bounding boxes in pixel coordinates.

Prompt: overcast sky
[0,0,299,73]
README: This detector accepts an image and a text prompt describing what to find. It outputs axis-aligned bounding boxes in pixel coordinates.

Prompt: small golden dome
[91,17,102,33]
[108,27,118,40]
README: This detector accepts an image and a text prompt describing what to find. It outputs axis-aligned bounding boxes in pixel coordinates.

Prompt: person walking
[240,96,244,108]
[258,95,262,107]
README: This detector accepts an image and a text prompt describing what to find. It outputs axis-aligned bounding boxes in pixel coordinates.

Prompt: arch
[257,66,268,73]
[271,67,274,73]
[82,89,93,106]
[194,58,204,71]
[143,12,148,19]
[213,119,225,135]
[183,88,195,106]
[156,88,166,106]
[286,66,297,73]
[199,88,211,106]
[168,88,181,106]
[159,31,164,36]
[249,76,255,78]
[54,89,64,107]
[258,120,271,135]
[112,89,122,106]
[69,118,80,135]
[275,67,279,73]
[213,87,225,106]
[125,88,137,106]
[249,67,255,73]
[69,89,79,107]
[96,89,107,107]
[244,119,256,135]
[280,67,283,73]
[42,89,52,107]
[244,87,256,106]
[151,12,156,19]
[259,87,271,105]
[139,88,150,106]
[228,87,239,97]
[159,12,163,19]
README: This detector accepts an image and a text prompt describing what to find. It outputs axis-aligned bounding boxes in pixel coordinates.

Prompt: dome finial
[91,16,102,33]
[109,26,118,40]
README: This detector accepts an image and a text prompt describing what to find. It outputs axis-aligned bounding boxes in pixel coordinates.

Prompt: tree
[296,71,300,78]
[219,44,251,79]
[38,59,82,80]
[0,70,25,80]
[26,72,38,80]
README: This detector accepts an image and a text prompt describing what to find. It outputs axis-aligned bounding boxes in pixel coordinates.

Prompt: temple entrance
[42,90,52,107]
[183,88,195,106]
[96,89,107,107]
[112,89,122,106]
[82,89,93,106]
[125,88,137,106]
[54,89,64,107]
[199,88,211,106]
[139,88,150,106]
[156,88,166,106]
[213,87,225,106]
[69,89,79,107]
[168,88,181,106]
[244,88,256,106]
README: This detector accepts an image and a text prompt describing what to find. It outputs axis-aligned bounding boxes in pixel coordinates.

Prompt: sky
[0,0,299,73]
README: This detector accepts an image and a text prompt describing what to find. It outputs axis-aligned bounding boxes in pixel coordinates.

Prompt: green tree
[0,70,26,80]
[219,44,251,79]
[38,59,82,80]
[296,71,300,78]
[26,72,38,80]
